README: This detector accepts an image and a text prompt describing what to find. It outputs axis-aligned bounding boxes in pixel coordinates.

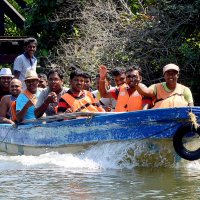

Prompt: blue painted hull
[0,107,199,155]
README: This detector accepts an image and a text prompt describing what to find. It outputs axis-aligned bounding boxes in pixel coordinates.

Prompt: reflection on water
[0,167,200,199]
[0,141,200,199]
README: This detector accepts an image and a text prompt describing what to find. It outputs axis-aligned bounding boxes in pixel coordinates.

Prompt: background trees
[5,0,200,103]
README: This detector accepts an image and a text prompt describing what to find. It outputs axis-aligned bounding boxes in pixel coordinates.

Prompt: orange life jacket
[10,89,37,122]
[115,86,143,112]
[10,101,17,122]
[61,90,102,112]
[153,83,188,109]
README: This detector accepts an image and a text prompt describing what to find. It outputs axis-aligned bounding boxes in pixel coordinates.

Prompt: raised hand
[99,65,108,80]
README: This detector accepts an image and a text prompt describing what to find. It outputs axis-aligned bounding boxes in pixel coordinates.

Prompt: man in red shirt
[99,65,152,112]
[58,70,104,113]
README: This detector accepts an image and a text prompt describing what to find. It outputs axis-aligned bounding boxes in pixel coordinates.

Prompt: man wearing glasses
[34,69,69,118]
[99,65,151,112]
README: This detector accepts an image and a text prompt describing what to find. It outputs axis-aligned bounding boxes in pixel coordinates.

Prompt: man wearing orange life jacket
[136,63,194,108]
[99,65,152,112]
[57,70,104,113]
[0,79,22,124]
[16,70,41,122]
[93,67,127,112]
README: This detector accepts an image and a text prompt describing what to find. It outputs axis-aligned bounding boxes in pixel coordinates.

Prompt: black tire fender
[173,124,200,161]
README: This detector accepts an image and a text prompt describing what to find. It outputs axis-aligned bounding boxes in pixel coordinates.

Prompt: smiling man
[0,79,22,124]
[136,63,194,108]
[16,70,41,122]
[57,70,104,113]
[0,68,13,100]
[111,67,126,87]
[13,38,37,89]
[99,65,150,112]
[34,69,69,118]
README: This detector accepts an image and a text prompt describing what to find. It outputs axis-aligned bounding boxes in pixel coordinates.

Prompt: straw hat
[163,64,180,74]
[0,68,13,77]
[24,69,39,80]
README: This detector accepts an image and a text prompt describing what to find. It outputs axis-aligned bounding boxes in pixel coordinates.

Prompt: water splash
[0,140,184,170]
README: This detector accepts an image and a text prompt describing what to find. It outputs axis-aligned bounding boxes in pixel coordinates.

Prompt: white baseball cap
[163,64,180,74]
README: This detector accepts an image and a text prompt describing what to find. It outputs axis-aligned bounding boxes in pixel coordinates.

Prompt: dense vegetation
[5,0,200,104]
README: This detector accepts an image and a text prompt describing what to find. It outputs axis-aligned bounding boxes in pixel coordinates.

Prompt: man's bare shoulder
[0,95,11,104]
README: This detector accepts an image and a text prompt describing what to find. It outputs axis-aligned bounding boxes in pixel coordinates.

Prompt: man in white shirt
[13,37,37,89]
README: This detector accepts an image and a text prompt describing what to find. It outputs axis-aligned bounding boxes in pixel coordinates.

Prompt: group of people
[0,38,194,125]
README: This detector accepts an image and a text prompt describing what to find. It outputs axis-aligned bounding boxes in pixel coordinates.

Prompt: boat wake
[0,140,200,171]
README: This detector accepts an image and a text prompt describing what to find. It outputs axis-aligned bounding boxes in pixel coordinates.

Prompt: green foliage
[4,16,24,36]
[128,0,157,14]
[24,0,80,58]
[5,0,200,103]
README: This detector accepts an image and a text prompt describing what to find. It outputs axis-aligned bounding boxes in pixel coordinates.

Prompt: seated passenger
[16,70,40,122]
[92,74,116,112]
[99,65,151,112]
[0,68,13,101]
[111,67,126,87]
[83,72,93,92]
[38,73,48,88]
[34,69,69,118]
[58,70,105,113]
[136,63,194,108]
[0,79,22,124]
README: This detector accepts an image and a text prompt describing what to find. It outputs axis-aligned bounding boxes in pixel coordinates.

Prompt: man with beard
[16,70,40,122]
[135,63,194,108]
[57,70,104,113]
[34,69,69,118]
[99,65,151,112]
[0,79,22,124]
[0,68,13,100]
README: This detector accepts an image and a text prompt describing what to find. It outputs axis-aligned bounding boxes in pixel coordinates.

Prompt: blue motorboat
[0,107,199,160]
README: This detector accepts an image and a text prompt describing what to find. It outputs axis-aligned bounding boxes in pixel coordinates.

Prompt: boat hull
[0,107,199,156]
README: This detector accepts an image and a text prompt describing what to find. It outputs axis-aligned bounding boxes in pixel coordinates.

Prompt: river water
[0,141,200,199]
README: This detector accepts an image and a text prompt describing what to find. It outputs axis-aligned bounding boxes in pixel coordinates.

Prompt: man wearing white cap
[0,68,13,100]
[136,63,194,108]
[16,69,41,122]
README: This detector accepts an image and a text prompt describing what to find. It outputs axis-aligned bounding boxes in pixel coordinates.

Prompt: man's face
[70,76,85,92]
[48,73,63,92]
[0,76,12,89]
[126,70,141,88]
[114,74,126,87]
[83,78,92,91]
[24,42,37,57]
[38,78,48,88]
[10,79,22,97]
[164,70,179,85]
[25,79,39,93]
